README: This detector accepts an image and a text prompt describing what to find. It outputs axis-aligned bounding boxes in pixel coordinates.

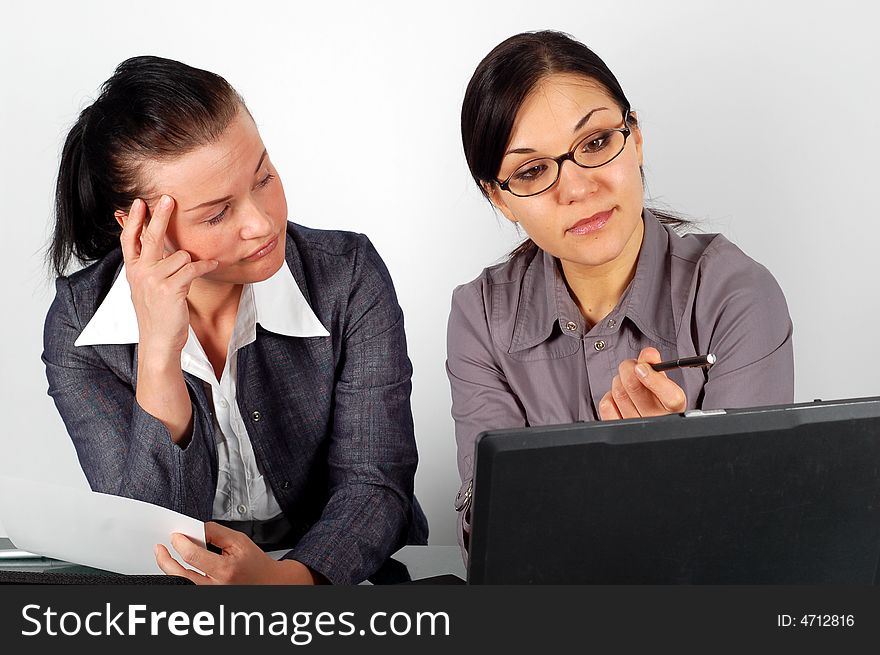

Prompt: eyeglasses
[496,112,632,198]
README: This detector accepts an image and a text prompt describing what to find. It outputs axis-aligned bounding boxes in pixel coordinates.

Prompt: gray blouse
[446,211,794,550]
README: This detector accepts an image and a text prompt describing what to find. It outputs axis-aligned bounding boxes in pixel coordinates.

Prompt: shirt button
[236,504,247,515]
[594,340,606,351]
[252,410,262,422]
[219,399,228,409]
[281,480,290,490]
[607,319,616,328]
[564,321,578,332]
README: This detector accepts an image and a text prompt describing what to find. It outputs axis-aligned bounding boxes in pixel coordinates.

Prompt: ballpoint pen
[650,354,716,373]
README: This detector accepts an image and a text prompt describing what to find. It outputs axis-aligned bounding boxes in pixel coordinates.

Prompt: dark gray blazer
[43,221,428,584]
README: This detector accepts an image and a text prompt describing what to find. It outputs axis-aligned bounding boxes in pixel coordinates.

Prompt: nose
[556,159,598,205]
[237,197,275,240]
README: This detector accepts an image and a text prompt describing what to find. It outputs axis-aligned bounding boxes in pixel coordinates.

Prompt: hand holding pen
[598,348,716,421]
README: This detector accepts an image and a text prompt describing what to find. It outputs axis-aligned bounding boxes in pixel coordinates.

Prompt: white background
[1,0,878,543]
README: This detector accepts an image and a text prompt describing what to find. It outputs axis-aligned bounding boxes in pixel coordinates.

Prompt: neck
[559,217,644,327]
[186,277,244,326]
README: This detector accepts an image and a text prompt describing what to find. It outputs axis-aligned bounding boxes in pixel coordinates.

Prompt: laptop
[466,397,880,584]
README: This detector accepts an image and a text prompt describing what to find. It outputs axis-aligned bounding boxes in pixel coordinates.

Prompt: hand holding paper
[156,521,322,585]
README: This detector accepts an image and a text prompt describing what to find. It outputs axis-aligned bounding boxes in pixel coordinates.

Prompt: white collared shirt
[75,260,329,521]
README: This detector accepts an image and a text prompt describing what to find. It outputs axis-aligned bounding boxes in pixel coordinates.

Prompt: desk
[0,545,466,584]
[385,545,466,583]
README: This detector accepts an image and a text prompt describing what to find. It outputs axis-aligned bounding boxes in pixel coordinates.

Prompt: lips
[566,209,613,235]
[243,234,279,261]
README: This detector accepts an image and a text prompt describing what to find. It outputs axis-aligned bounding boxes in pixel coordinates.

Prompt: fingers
[129,238,218,295]
[140,195,175,263]
[637,347,662,365]
[619,359,667,416]
[120,195,219,283]
[167,257,220,287]
[169,532,225,576]
[631,361,687,413]
[154,544,211,585]
[159,525,288,585]
[598,391,623,421]
[119,198,147,263]
[204,521,251,551]
[632,347,687,412]
[151,249,193,277]
[601,350,688,420]
[153,249,215,281]
[610,373,640,418]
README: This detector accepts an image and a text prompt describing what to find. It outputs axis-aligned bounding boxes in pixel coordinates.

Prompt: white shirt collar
[74,260,329,347]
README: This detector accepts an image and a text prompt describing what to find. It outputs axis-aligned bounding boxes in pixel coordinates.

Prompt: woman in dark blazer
[43,56,427,584]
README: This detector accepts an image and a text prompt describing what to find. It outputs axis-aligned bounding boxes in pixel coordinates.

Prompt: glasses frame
[496,111,633,198]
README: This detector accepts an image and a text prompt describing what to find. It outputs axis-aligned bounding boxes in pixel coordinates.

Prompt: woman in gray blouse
[448,31,794,554]
[43,56,427,584]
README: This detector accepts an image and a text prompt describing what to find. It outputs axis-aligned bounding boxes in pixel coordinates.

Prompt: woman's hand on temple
[120,196,218,357]
[598,347,688,420]
[119,196,219,444]
[155,521,324,585]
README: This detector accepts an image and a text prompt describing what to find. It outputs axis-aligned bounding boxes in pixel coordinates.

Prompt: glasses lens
[506,159,559,197]
[573,129,626,168]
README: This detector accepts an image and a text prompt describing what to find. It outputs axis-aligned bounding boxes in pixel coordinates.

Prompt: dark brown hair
[461,30,686,258]
[50,56,245,277]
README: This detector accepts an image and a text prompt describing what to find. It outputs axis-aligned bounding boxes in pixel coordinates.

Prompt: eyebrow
[503,108,610,156]
[183,149,269,213]
[573,107,609,133]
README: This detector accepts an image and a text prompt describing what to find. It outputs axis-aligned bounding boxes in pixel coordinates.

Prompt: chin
[240,230,288,282]
[571,252,621,268]
[245,253,286,283]
[561,238,625,266]
[210,251,286,285]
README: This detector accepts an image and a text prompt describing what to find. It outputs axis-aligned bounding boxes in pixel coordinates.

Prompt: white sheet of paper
[0,476,205,575]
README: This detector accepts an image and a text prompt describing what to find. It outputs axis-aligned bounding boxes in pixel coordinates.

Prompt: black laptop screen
[467,398,880,584]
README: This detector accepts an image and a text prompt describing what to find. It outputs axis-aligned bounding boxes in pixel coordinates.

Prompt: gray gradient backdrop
[1,0,878,543]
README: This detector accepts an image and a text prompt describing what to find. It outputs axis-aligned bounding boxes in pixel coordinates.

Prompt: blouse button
[252,410,262,422]
[564,321,578,332]
[594,340,606,351]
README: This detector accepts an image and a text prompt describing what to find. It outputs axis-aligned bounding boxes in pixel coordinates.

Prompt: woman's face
[135,109,288,285]
[488,73,645,270]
